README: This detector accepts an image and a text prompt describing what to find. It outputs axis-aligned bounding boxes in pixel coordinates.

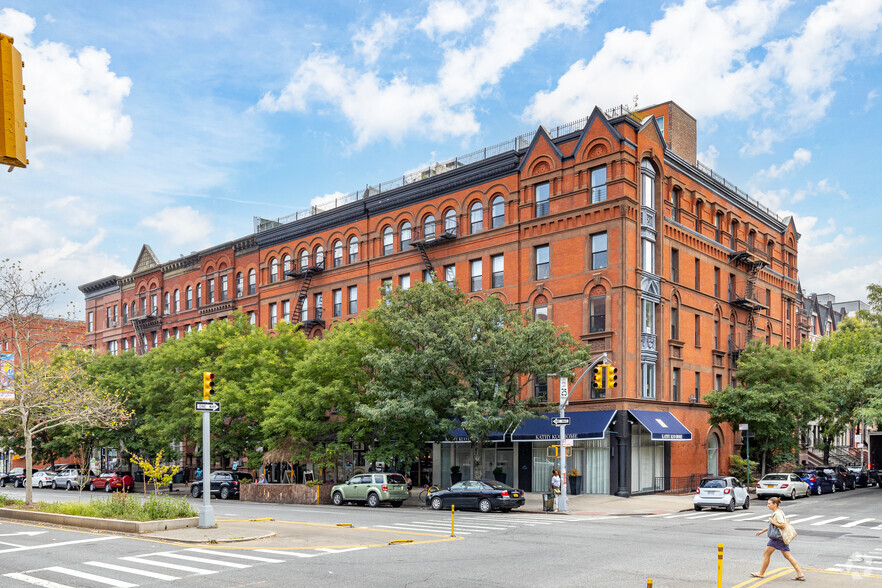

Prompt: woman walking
[752,496,805,581]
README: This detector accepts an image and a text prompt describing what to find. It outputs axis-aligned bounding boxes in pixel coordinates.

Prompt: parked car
[52,468,93,490]
[820,465,856,491]
[794,470,835,495]
[87,471,134,493]
[190,470,253,500]
[756,473,811,500]
[331,472,410,508]
[0,468,36,488]
[693,476,750,511]
[846,466,875,487]
[425,479,526,513]
[31,470,57,489]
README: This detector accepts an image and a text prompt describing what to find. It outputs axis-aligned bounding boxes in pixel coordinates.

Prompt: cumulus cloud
[259,0,598,147]
[353,14,401,64]
[418,0,487,38]
[697,145,719,168]
[44,195,97,227]
[758,148,811,178]
[137,206,214,248]
[0,8,133,157]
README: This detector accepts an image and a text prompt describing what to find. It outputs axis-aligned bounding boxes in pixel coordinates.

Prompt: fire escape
[286,257,325,331]
[130,302,161,356]
[727,241,769,361]
[409,220,458,277]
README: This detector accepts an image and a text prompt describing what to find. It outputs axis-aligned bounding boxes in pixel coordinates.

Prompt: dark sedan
[426,479,525,513]
[847,466,875,487]
[794,470,835,495]
[190,470,253,500]
[0,468,35,488]
[821,465,856,491]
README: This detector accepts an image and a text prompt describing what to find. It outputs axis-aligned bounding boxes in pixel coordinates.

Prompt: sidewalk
[402,491,695,515]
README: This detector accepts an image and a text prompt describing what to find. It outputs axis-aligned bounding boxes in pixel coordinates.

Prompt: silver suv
[331,473,409,508]
[52,467,93,490]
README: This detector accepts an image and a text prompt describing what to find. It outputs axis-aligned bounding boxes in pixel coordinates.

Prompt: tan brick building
[80,101,801,496]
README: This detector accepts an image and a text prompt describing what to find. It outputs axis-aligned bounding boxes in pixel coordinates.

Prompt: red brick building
[80,101,801,496]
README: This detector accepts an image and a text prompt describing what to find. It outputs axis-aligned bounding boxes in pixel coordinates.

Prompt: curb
[143,532,277,544]
[0,508,199,534]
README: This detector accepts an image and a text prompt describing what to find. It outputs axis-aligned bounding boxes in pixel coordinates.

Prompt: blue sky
[1,0,880,317]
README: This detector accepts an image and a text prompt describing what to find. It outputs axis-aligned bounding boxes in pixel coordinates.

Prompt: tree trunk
[761,450,767,477]
[471,442,482,481]
[22,416,33,505]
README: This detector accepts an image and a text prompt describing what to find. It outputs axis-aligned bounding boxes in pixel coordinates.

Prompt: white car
[52,468,92,490]
[31,470,57,488]
[756,473,811,500]
[694,476,750,511]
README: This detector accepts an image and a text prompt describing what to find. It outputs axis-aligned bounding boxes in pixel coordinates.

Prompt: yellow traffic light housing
[592,365,604,390]
[606,366,618,389]
[202,372,215,400]
[0,33,27,168]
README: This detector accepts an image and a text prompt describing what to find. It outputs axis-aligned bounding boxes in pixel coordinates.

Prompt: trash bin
[543,493,554,512]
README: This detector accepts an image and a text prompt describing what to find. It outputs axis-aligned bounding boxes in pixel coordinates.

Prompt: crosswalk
[373,512,611,535]
[3,546,366,587]
[825,547,882,576]
[642,509,882,531]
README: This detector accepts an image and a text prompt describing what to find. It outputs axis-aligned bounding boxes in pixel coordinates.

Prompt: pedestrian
[405,474,413,495]
[195,467,202,480]
[751,496,805,581]
[550,469,561,493]
[258,473,268,484]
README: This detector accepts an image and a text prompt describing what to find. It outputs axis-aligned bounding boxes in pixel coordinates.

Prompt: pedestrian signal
[606,366,618,389]
[203,372,215,400]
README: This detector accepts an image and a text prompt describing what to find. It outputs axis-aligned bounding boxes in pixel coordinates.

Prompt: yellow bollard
[717,543,723,587]
[647,580,653,587]
[451,504,455,537]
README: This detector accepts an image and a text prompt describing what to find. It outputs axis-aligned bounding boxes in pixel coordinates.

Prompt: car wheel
[0,479,5,487]
[694,505,702,511]
[14,479,21,488]
[367,493,380,508]
[726,499,735,512]
[790,489,796,500]
[220,487,230,500]
[105,483,112,493]
[51,481,56,489]
[832,483,836,493]
[805,486,810,498]
[66,481,72,491]
[742,496,750,510]
[391,501,403,508]
[479,498,492,513]
[37,481,43,489]
[332,492,344,506]
[89,483,95,492]
[191,485,201,498]
[431,496,443,511]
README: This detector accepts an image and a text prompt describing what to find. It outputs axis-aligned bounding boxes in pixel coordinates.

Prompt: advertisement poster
[0,352,14,400]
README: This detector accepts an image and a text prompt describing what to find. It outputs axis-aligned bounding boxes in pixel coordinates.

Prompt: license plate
[765,484,774,488]
[706,490,718,495]
[512,493,519,498]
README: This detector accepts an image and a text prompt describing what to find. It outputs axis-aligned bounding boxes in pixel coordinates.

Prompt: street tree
[705,341,823,475]
[361,280,590,478]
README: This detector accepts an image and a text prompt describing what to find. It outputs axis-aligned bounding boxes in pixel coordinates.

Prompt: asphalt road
[0,485,880,586]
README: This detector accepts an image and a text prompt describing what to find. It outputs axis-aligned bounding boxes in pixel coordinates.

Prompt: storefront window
[630,424,664,493]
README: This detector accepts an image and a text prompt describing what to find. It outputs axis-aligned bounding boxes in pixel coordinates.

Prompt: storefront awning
[510,410,616,441]
[445,428,504,443]
[629,409,692,441]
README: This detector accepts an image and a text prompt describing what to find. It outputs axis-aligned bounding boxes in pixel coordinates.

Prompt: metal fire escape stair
[286,259,325,329]
[728,245,769,358]
[409,225,458,277]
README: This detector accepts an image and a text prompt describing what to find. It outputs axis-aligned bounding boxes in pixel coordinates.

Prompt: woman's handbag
[768,521,783,540]
[782,517,798,545]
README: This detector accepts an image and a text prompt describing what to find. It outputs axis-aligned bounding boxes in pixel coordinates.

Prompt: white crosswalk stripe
[811,516,850,526]
[254,549,320,558]
[41,567,137,588]
[183,548,285,563]
[118,555,218,575]
[143,552,251,568]
[83,561,180,581]
[3,573,72,588]
[415,520,514,530]
[841,518,876,528]
[375,524,470,534]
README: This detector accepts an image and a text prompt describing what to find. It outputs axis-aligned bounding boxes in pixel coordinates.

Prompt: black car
[821,465,856,491]
[0,468,36,488]
[190,470,253,500]
[846,466,875,487]
[426,479,526,513]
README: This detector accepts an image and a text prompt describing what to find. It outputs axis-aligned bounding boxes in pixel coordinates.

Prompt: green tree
[705,342,823,475]
[361,280,590,478]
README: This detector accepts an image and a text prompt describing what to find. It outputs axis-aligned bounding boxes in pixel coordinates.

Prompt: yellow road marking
[730,567,790,588]
[803,567,882,579]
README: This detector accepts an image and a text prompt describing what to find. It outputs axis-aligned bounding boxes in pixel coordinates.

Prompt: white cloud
[740,128,777,156]
[0,8,132,158]
[311,191,349,210]
[418,0,487,39]
[697,144,718,168]
[353,14,401,64]
[45,195,97,227]
[865,89,879,112]
[259,0,598,147]
[137,206,214,248]
[758,147,811,178]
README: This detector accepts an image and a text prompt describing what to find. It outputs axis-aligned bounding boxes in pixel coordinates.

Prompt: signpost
[551,417,570,427]
[739,424,750,489]
[195,401,220,412]
[198,372,217,528]
[558,377,568,512]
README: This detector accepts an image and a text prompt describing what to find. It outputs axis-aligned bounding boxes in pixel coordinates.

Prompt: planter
[569,475,582,495]
[240,483,332,505]
[450,472,462,484]
[0,507,197,534]
[493,472,507,484]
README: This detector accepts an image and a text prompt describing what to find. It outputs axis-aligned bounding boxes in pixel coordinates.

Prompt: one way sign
[195,401,221,412]
[551,417,570,426]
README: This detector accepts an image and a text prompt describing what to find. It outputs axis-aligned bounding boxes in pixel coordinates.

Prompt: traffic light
[203,371,215,400]
[606,365,618,389]
[592,365,604,390]
[0,33,27,168]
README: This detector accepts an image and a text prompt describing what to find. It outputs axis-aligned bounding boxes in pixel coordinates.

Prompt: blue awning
[510,410,616,441]
[629,409,692,441]
[445,427,504,443]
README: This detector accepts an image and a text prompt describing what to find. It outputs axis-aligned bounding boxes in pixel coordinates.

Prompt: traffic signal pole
[199,372,216,528]
[553,353,609,513]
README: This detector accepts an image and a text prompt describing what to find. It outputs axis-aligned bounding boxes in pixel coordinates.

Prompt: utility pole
[197,372,218,528]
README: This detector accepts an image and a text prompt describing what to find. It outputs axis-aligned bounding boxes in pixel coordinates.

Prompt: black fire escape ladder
[130,318,147,356]
[286,259,325,326]
[411,241,436,277]
[728,246,769,347]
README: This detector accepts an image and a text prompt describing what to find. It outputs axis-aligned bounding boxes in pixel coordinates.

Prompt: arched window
[174,289,181,312]
[707,433,720,476]
[470,202,483,234]
[444,209,457,235]
[424,215,436,239]
[333,240,343,267]
[185,287,193,309]
[122,303,128,323]
[131,301,136,318]
[766,240,774,260]
[247,269,256,295]
[400,222,412,250]
[641,159,655,210]
[282,254,292,275]
[348,236,358,263]
[491,196,504,228]
[269,258,279,283]
[236,273,243,297]
[383,227,393,255]
[730,220,738,248]
[315,245,324,267]
[694,200,702,230]
[300,249,309,269]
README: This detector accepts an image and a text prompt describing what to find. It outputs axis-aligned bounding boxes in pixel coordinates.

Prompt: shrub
[728,454,759,486]
[37,493,197,521]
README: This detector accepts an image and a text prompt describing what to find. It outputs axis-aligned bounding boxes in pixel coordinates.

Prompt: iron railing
[653,473,708,494]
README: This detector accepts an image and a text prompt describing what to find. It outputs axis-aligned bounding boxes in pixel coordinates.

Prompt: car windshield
[699,479,725,488]
[386,474,406,485]
[763,474,789,481]
[847,467,861,472]
[794,471,813,477]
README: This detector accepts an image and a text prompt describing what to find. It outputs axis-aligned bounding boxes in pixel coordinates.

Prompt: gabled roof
[638,115,666,148]
[517,125,565,172]
[570,106,627,159]
[132,244,160,274]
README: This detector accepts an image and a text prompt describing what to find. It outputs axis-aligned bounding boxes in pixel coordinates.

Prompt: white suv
[52,468,92,490]
[694,476,750,511]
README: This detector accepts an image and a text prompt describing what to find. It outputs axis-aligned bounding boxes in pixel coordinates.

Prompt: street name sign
[552,417,570,426]
[195,401,221,412]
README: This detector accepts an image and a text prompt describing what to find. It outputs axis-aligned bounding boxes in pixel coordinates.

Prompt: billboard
[0,352,13,400]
